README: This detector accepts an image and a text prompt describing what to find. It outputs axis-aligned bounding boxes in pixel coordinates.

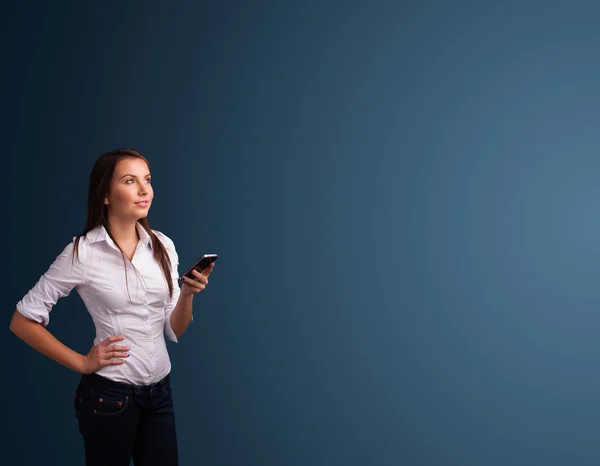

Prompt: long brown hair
[72,148,174,300]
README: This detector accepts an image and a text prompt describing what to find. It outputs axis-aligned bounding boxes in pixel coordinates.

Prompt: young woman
[9,148,214,466]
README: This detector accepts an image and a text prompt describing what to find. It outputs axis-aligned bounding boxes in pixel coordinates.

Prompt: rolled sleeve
[156,232,185,343]
[16,240,84,327]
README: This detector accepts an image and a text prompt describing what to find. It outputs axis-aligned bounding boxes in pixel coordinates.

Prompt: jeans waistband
[83,372,171,396]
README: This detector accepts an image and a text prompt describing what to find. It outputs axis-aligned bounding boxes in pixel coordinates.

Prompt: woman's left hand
[181,262,215,296]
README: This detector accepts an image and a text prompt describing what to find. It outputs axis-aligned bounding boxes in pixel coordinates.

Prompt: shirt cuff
[16,301,50,327]
[164,309,193,343]
[164,309,178,343]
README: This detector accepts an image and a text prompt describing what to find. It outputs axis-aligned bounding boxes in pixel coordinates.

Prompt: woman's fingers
[102,359,126,365]
[103,350,129,359]
[98,335,125,347]
[111,345,130,352]
[191,269,209,284]
[181,272,209,295]
[99,352,129,364]
[203,262,215,276]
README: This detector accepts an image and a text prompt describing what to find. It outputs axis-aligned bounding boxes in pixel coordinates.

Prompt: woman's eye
[125,178,150,184]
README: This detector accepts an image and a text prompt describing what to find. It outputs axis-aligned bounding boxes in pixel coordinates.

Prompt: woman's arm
[169,265,214,339]
[169,293,195,339]
[10,310,86,373]
[155,230,215,341]
[10,310,130,374]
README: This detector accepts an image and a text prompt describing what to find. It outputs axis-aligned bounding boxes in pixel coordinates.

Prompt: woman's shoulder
[72,225,104,249]
[68,233,93,262]
[45,234,92,272]
[67,226,107,263]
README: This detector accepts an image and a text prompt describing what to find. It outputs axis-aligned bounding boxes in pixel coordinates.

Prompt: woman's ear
[104,198,109,205]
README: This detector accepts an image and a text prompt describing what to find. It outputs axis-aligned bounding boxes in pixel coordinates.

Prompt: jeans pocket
[93,391,130,416]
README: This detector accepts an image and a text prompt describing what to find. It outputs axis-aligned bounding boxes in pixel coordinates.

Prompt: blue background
[5,1,600,465]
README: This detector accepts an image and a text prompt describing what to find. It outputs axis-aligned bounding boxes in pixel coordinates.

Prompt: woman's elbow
[10,310,33,335]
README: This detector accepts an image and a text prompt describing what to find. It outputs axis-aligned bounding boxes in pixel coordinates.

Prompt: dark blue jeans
[74,372,178,466]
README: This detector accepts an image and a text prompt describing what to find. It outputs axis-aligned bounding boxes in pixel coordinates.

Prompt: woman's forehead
[114,158,150,176]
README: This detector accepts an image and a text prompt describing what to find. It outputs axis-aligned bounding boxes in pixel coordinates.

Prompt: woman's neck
[107,218,140,245]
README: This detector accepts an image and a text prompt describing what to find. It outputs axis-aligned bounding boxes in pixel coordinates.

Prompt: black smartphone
[181,254,218,279]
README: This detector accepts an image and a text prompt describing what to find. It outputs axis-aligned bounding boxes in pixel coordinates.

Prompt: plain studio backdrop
[5,1,600,465]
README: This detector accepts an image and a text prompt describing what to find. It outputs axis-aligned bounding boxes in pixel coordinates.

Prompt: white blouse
[16,222,183,385]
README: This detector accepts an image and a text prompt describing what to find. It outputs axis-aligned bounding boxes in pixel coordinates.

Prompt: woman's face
[105,157,154,222]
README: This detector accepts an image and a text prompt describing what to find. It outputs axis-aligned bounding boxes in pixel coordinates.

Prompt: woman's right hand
[80,336,130,375]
